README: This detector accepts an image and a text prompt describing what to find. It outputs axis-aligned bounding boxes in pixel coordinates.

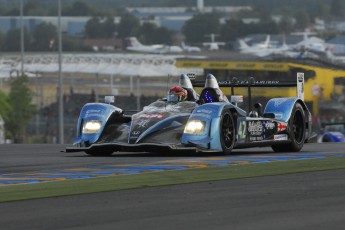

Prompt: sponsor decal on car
[140,113,164,119]
[264,121,275,130]
[250,136,263,141]
[131,130,140,136]
[274,113,283,119]
[248,121,263,136]
[277,122,287,132]
[137,119,150,128]
[274,134,288,141]
[85,109,106,118]
[86,109,101,114]
[196,109,213,114]
[237,120,246,139]
[274,98,289,107]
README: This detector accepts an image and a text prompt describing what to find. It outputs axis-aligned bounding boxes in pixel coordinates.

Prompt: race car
[66,72,312,155]
[317,122,345,142]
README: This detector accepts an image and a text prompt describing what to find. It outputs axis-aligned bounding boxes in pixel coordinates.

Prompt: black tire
[85,147,113,156]
[219,110,235,154]
[272,103,306,152]
[322,135,331,142]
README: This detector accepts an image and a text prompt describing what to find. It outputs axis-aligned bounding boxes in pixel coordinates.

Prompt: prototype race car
[66,73,312,155]
[317,122,345,142]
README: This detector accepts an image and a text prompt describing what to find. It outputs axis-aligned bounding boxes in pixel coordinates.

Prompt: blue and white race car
[318,122,345,142]
[66,73,312,155]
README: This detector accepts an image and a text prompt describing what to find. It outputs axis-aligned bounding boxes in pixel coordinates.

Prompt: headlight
[82,120,102,134]
[184,120,205,134]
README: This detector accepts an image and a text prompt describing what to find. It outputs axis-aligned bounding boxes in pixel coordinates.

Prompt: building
[0,16,91,37]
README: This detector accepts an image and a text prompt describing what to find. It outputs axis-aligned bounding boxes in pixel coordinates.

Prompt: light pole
[58,0,64,144]
[20,0,24,75]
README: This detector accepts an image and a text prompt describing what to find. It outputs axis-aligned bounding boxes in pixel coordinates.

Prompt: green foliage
[5,75,35,143]
[220,19,246,42]
[294,10,310,30]
[136,22,174,45]
[330,0,344,19]
[137,22,158,44]
[63,1,95,16]
[24,1,48,16]
[221,19,279,42]
[0,31,4,50]
[32,22,57,51]
[0,91,11,121]
[2,28,30,52]
[151,27,174,45]
[183,13,221,43]
[85,16,117,39]
[277,16,295,34]
[116,13,140,38]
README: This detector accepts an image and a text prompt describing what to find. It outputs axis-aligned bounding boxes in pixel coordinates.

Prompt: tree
[117,13,140,38]
[0,31,5,50]
[32,22,57,51]
[220,19,246,42]
[294,10,310,30]
[2,28,30,52]
[102,16,117,38]
[5,75,35,143]
[85,17,103,38]
[85,16,116,38]
[315,3,327,19]
[277,16,294,34]
[0,91,11,122]
[330,0,344,19]
[133,22,174,45]
[64,1,94,16]
[182,13,221,43]
[137,22,157,44]
[24,1,47,16]
[152,27,174,44]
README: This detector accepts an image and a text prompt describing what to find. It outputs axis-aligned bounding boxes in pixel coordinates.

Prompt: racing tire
[219,110,235,154]
[85,147,114,156]
[322,135,331,142]
[271,103,306,152]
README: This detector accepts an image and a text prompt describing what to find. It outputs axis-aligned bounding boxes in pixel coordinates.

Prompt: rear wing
[191,72,305,112]
[192,72,304,99]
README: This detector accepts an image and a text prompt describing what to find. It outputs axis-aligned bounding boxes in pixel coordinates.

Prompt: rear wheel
[219,110,235,154]
[272,103,305,152]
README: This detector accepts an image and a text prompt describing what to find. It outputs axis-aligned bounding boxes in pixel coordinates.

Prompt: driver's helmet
[167,86,187,103]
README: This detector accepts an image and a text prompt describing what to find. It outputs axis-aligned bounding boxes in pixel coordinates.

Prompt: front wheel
[219,110,235,154]
[272,103,306,152]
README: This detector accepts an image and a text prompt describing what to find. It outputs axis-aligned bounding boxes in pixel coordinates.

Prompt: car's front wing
[66,142,199,153]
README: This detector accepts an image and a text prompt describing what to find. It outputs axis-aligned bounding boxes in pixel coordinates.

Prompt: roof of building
[0,53,204,78]
[327,35,345,45]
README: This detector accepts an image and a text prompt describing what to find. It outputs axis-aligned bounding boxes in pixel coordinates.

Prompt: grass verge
[1,156,345,202]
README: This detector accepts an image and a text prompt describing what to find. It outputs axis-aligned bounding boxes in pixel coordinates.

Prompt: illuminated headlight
[82,120,102,134]
[184,120,205,134]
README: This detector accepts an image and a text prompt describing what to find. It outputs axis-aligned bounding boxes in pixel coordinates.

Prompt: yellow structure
[176,59,345,116]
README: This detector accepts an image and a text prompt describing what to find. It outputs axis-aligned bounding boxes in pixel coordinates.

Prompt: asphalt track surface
[0,143,345,229]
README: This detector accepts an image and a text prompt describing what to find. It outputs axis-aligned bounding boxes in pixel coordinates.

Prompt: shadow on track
[66,148,305,158]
